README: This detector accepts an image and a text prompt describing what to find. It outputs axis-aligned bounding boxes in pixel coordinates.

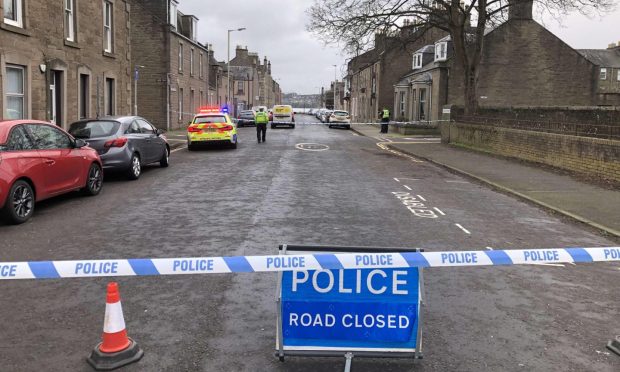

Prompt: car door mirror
[156,128,165,136]
[74,139,88,148]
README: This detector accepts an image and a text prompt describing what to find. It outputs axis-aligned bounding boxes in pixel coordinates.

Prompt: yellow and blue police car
[187,107,238,150]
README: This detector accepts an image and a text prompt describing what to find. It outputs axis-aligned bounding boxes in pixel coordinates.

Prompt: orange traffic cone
[87,282,143,370]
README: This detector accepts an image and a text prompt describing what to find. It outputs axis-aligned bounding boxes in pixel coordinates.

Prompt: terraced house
[0,0,132,128]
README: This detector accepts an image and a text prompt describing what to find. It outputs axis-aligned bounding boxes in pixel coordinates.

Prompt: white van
[271,105,295,128]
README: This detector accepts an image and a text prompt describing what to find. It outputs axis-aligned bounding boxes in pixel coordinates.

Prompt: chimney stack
[508,0,533,20]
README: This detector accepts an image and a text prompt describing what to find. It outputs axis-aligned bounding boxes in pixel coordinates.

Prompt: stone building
[129,0,209,130]
[393,1,620,123]
[229,46,260,114]
[1,0,132,128]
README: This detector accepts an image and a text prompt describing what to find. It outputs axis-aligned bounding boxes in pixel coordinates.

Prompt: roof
[414,45,435,54]
[577,49,620,68]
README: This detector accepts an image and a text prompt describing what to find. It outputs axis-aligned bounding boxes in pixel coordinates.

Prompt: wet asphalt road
[0,115,618,372]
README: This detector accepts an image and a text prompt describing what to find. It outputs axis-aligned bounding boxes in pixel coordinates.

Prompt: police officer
[380,107,390,134]
[255,107,269,143]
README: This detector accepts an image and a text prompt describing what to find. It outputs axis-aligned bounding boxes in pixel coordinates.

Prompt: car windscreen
[334,111,349,116]
[69,121,120,139]
[194,115,227,124]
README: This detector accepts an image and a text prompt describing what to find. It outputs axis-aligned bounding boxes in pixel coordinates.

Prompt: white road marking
[351,132,360,136]
[416,195,426,201]
[446,180,469,184]
[403,185,412,191]
[455,223,471,234]
[433,207,446,216]
[171,146,186,153]
[393,178,400,182]
[486,246,494,250]
[398,177,421,181]
[295,143,330,152]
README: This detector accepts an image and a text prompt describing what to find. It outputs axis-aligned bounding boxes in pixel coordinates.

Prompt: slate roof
[577,49,620,68]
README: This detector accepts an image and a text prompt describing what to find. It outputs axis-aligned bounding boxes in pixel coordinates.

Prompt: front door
[26,124,84,195]
[50,70,63,126]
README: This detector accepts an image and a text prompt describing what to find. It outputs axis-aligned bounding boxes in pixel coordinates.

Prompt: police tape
[1,247,618,280]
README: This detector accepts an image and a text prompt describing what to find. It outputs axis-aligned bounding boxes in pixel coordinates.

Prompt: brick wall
[452,106,620,125]
[447,122,620,184]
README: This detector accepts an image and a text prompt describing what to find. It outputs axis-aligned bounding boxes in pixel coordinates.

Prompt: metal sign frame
[275,244,425,365]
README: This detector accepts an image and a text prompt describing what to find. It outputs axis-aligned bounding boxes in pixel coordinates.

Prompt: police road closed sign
[279,265,422,354]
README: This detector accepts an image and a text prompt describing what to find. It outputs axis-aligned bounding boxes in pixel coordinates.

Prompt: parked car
[328,111,352,129]
[237,110,256,127]
[321,110,334,123]
[69,116,169,180]
[0,120,103,224]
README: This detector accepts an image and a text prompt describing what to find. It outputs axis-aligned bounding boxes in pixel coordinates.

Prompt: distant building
[578,44,620,106]
[1,0,132,127]
[129,0,210,130]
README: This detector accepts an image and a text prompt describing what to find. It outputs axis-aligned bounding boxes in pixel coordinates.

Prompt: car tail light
[188,126,202,133]
[104,137,128,148]
[217,125,234,132]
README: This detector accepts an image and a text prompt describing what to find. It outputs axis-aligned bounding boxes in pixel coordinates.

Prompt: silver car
[69,116,169,180]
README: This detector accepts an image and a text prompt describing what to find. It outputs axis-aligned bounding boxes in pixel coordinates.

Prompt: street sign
[276,245,424,364]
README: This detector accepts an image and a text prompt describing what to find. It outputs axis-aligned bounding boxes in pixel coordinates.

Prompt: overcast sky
[181,1,620,94]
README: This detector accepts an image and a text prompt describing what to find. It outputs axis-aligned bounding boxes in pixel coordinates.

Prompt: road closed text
[289,312,410,329]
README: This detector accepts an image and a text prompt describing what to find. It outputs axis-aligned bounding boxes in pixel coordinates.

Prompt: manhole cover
[295,143,330,151]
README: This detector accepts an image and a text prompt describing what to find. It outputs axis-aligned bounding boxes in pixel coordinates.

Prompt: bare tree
[308,0,614,115]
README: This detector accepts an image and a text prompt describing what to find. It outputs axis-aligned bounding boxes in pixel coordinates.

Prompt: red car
[0,120,103,224]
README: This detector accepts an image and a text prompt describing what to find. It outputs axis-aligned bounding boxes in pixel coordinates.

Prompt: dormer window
[191,17,198,41]
[435,42,447,61]
[413,53,423,69]
[170,0,178,29]
[600,68,607,80]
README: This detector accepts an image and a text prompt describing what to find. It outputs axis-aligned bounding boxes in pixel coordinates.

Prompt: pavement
[351,123,620,239]
[0,116,618,371]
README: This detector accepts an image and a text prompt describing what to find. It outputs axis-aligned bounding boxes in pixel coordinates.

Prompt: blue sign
[280,267,421,352]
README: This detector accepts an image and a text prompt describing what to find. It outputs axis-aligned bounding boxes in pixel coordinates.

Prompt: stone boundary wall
[442,121,620,184]
[452,106,620,125]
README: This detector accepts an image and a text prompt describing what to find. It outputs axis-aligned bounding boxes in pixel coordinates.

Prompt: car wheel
[231,141,238,149]
[291,124,295,129]
[346,125,351,130]
[160,147,170,167]
[83,163,103,196]
[328,125,333,128]
[2,180,35,225]
[188,142,195,151]
[127,153,141,180]
[271,124,276,129]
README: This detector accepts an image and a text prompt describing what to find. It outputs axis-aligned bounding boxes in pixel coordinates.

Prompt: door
[26,124,84,195]
[50,70,63,126]
[136,119,158,163]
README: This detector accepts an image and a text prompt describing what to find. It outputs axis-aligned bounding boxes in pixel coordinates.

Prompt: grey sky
[182,0,620,94]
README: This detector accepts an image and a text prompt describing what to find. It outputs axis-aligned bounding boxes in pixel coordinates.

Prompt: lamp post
[332,64,337,110]
[227,27,246,114]
[133,65,145,115]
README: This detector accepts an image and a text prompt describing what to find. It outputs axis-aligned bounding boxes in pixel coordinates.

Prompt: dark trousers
[380,118,389,133]
[257,123,267,142]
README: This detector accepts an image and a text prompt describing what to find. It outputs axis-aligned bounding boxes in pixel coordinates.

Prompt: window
[600,68,607,80]
[103,1,113,53]
[418,88,426,121]
[69,120,120,139]
[137,119,154,134]
[178,88,184,120]
[190,89,195,114]
[27,124,72,149]
[413,53,423,69]
[190,49,194,75]
[105,78,115,115]
[399,91,406,117]
[79,74,89,119]
[617,69,620,81]
[126,121,140,134]
[237,81,244,94]
[199,53,203,78]
[65,0,75,41]
[435,42,447,61]
[5,65,25,120]
[191,17,197,41]
[169,0,178,29]
[3,0,22,27]
[178,43,183,72]
[5,126,34,151]
[371,76,376,94]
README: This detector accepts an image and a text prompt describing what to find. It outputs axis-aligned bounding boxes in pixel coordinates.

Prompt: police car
[187,107,238,150]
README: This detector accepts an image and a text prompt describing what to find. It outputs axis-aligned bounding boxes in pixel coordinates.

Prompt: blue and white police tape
[1,247,618,280]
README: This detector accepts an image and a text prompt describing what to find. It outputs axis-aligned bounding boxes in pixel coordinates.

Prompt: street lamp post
[227,27,246,115]
[332,64,337,111]
[134,65,145,115]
